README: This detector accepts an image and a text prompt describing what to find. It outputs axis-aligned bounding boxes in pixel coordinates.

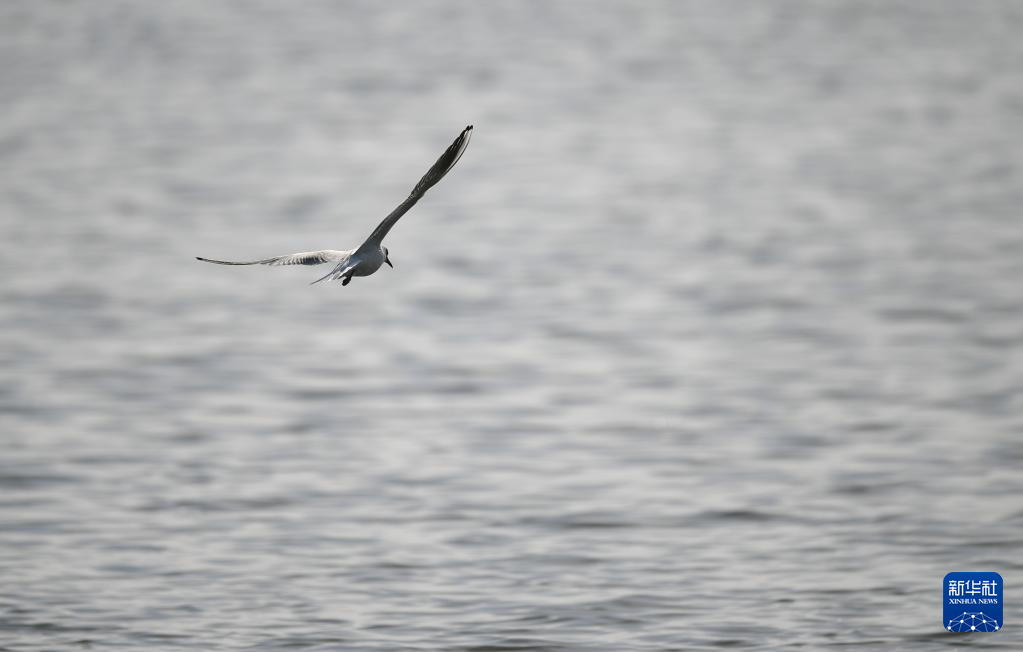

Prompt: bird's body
[197,125,473,286]
[349,247,387,278]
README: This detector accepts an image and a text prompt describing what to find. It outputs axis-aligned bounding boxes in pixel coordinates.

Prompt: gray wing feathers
[363,125,473,247]
[196,251,342,267]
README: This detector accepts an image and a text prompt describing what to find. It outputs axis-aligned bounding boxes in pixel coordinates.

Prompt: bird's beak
[385,256,393,268]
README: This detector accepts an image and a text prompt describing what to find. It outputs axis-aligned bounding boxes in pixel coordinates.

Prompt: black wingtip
[465,124,473,132]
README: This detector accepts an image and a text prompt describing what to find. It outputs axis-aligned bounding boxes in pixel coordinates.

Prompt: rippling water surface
[3,2,1023,649]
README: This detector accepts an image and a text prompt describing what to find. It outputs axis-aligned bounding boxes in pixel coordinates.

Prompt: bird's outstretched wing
[196,250,346,267]
[360,125,472,249]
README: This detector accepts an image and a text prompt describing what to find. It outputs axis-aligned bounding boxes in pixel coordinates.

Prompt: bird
[196,125,472,286]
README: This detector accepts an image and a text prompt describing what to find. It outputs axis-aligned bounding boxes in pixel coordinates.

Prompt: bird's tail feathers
[310,261,356,285]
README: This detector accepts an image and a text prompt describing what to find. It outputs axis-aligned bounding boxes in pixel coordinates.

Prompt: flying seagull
[197,125,473,286]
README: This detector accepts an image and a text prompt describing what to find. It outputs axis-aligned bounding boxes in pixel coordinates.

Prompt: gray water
[3,2,1023,650]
